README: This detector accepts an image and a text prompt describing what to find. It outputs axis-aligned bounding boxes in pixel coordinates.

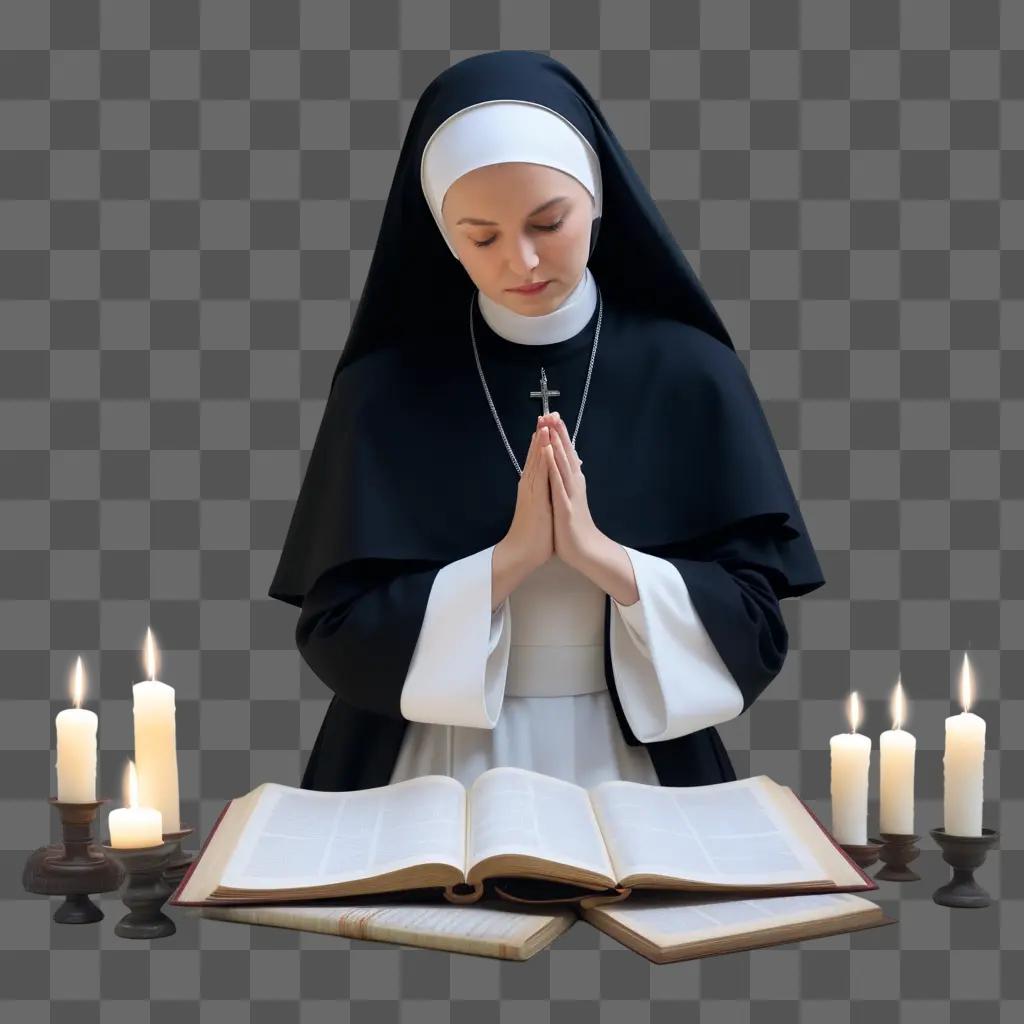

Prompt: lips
[509,281,549,294]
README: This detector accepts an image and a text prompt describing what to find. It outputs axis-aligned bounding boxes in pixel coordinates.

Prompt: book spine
[792,793,878,890]
[444,881,485,903]
[168,796,234,907]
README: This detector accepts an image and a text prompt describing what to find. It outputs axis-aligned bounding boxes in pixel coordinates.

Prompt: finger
[532,426,551,479]
[549,425,574,487]
[545,443,569,507]
[527,424,545,471]
[543,412,580,470]
[553,415,580,470]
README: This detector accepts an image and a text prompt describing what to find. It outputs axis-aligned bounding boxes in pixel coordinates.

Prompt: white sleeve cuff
[399,544,511,730]
[609,545,744,743]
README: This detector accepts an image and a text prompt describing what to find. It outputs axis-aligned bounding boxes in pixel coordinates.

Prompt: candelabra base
[101,839,179,939]
[869,832,922,882]
[839,839,884,869]
[22,798,125,924]
[930,826,998,908]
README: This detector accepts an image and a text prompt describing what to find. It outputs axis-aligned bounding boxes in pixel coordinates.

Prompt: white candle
[55,657,97,803]
[944,653,986,836]
[830,691,871,845]
[879,677,916,834]
[108,760,162,849]
[132,628,181,833]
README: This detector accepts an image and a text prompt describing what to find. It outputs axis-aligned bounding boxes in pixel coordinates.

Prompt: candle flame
[144,627,159,682]
[848,691,861,733]
[72,656,84,709]
[125,760,139,809]
[891,676,905,730]
[960,652,973,713]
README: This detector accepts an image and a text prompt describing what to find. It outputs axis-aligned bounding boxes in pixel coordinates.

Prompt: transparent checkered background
[1,1,1021,1020]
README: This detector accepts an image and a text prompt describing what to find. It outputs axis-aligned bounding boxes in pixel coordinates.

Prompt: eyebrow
[455,196,569,227]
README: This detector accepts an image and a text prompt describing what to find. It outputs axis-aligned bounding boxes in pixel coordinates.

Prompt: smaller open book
[581,890,893,964]
[194,891,894,963]
[171,767,876,909]
[196,898,578,961]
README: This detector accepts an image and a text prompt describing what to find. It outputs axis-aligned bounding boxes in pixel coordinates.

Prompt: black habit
[267,51,826,792]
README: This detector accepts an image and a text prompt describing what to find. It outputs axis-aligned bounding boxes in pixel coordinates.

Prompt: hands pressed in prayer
[540,411,601,571]
[501,410,639,605]
[503,418,556,573]
[540,411,641,606]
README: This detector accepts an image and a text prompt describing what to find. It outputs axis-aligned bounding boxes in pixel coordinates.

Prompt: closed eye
[472,219,565,248]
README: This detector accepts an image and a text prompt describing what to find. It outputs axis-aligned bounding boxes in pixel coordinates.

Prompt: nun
[268,50,825,793]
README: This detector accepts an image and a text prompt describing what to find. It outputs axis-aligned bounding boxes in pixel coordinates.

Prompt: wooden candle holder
[869,832,922,882]
[100,838,179,938]
[930,826,998,908]
[839,839,884,869]
[22,797,125,923]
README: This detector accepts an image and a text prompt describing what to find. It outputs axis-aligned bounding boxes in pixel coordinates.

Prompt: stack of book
[170,767,895,962]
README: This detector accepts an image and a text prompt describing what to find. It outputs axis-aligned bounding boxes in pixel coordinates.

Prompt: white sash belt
[504,644,608,697]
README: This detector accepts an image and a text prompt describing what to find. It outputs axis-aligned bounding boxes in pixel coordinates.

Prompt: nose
[504,232,540,277]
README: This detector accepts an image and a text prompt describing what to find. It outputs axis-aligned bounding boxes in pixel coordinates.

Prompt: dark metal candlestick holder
[839,839,883,869]
[869,832,922,882]
[22,798,125,923]
[101,838,178,938]
[160,826,195,894]
[930,826,999,908]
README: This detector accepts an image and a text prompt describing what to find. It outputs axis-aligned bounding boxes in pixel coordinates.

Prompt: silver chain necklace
[469,286,603,478]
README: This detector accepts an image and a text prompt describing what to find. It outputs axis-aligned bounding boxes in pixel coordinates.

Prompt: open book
[170,767,876,908]
[580,891,895,964]
[192,890,894,964]
[195,898,577,961]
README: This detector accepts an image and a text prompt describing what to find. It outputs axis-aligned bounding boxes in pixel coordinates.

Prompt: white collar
[477,267,597,345]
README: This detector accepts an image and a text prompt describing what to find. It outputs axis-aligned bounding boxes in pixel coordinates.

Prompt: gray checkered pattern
[2,0,1020,1019]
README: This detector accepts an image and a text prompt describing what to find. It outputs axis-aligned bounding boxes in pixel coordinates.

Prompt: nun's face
[441,162,594,315]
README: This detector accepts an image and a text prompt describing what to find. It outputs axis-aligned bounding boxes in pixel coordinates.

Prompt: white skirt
[389,689,660,790]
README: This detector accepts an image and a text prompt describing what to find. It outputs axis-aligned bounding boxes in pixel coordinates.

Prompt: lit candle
[108,760,162,848]
[879,676,916,834]
[55,657,98,803]
[132,628,181,833]
[830,691,871,845]
[943,652,986,836]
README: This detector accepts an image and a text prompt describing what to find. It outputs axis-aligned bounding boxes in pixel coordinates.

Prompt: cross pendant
[529,367,561,416]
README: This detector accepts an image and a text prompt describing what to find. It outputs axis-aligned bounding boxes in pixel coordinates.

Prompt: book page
[199,900,568,943]
[198,900,575,959]
[589,776,827,886]
[220,775,466,890]
[466,767,614,880]
[591,891,877,947]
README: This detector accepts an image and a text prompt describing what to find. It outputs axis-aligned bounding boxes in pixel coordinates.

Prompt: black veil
[269,50,825,611]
